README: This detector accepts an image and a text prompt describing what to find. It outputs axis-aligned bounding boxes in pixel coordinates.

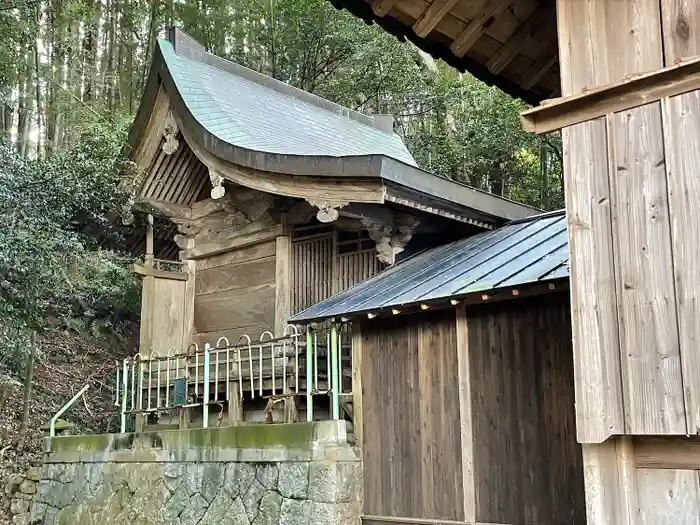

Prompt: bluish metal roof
[159,39,417,165]
[289,210,569,322]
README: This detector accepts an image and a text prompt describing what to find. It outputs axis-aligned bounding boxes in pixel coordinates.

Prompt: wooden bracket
[521,56,700,134]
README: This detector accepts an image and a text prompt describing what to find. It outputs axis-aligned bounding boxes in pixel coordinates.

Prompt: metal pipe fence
[114,323,352,432]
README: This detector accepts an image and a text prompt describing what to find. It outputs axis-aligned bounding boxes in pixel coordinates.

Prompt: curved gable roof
[129,28,541,225]
[158,38,417,166]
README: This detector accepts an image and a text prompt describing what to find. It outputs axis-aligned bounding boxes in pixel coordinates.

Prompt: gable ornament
[161,110,180,155]
[209,169,226,200]
[306,199,349,223]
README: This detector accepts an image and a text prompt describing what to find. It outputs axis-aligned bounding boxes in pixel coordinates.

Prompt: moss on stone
[48,422,320,457]
[50,434,112,454]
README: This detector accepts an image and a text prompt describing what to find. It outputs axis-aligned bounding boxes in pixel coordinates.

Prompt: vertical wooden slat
[609,104,684,434]
[659,2,700,435]
[637,469,700,525]
[352,324,363,448]
[274,235,291,335]
[580,437,640,525]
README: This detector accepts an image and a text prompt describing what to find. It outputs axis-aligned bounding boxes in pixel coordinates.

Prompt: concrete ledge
[44,421,357,464]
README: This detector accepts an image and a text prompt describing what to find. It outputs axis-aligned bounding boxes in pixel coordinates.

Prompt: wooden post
[136,215,155,434]
[454,305,475,522]
[351,324,363,448]
[228,381,243,425]
[274,226,291,336]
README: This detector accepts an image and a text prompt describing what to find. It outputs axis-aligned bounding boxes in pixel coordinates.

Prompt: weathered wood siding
[360,310,465,523]
[140,274,189,354]
[464,295,585,525]
[557,0,700,441]
[192,241,276,345]
[359,295,585,525]
[579,436,700,525]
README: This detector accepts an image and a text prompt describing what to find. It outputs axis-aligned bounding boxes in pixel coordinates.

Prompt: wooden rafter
[371,0,396,17]
[450,0,512,58]
[520,56,700,134]
[485,2,555,75]
[413,0,460,38]
[520,47,558,90]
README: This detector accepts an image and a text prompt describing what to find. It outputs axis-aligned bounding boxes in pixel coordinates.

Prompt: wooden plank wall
[140,275,188,354]
[463,294,585,525]
[580,436,700,525]
[192,240,276,346]
[557,0,700,441]
[360,310,465,523]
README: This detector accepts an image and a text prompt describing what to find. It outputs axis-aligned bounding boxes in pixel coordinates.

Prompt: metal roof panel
[289,210,569,322]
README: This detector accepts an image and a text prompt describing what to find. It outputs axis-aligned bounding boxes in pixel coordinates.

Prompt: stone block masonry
[25,421,361,525]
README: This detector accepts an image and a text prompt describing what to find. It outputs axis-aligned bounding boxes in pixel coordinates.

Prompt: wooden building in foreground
[122,27,536,425]
[328,0,700,523]
[291,210,586,525]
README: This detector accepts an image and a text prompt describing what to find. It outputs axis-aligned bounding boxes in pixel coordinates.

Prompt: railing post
[120,358,128,433]
[306,325,313,422]
[50,384,90,438]
[330,321,340,420]
[203,343,210,428]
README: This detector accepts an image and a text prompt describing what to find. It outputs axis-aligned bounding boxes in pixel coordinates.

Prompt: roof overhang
[326,0,560,105]
[127,28,540,226]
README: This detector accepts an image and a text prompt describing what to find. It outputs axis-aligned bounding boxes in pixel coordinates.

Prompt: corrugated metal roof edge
[288,209,569,323]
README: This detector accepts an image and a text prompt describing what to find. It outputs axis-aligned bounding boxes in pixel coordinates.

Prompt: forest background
[0,0,562,481]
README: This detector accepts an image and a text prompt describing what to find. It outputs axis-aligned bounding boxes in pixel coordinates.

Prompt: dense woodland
[0,0,562,370]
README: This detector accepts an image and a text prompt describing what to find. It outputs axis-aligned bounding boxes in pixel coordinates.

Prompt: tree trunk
[140,0,159,93]
[34,32,42,159]
[83,0,99,103]
[16,333,36,452]
[17,48,34,158]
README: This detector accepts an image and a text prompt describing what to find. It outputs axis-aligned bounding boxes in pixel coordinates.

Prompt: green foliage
[0,114,139,372]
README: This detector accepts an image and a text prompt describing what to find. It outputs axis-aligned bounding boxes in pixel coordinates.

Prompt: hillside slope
[0,327,137,524]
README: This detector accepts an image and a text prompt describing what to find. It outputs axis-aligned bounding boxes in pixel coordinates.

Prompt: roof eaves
[327,0,550,105]
[379,157,542,222]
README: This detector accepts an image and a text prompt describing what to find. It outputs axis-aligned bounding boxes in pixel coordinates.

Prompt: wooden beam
[520,56,700,134]
[182,225,283,260]
[371,0,396,17]
[413,0,459,38]
[520,49,558,90]
[450,0,512,57]
[485,2,555,75]
[133,197,191,221]
[133,263,189,281]
[634,437,700,470]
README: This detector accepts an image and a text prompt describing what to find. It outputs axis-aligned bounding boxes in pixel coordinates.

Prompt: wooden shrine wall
[557,0,700,442]
[359,310,465,524]
[291,227,384,314]
[462,295,585,525]
[358,294,584,525]
[192,240,277,346]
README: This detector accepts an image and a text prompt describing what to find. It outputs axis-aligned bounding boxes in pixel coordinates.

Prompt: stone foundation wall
[27,421,361,525]
[4,466,41,525]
